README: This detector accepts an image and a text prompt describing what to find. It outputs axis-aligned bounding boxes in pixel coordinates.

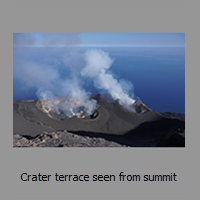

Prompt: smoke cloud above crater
[13,33,136,118]
[82,49,135,109]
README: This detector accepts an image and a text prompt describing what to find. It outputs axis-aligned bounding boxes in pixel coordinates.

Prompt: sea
[104,46,185,114]
[13,46,185,114]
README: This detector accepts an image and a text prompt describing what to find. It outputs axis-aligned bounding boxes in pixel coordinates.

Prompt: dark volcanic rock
[13,131,126,147]
[13,96,185,147]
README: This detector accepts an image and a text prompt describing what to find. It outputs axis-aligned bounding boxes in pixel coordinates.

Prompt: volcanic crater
[13,94,185,147]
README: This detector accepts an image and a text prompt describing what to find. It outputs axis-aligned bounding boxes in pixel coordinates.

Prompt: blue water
[106,47,185,113]
[13,46,185,114]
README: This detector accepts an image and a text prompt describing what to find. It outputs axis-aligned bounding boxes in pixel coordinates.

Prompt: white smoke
[14,34,136,119]
[37,87,98,119]
[82,49,136,110]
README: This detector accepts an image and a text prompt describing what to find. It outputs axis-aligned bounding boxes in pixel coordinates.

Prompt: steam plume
[14,34,136,119]
[82,49,135,110]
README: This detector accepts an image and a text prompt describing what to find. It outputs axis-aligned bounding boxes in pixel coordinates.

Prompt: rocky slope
[13,96,185,147]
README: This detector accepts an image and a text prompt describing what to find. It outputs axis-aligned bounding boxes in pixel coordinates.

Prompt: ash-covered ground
[13,95,185,147]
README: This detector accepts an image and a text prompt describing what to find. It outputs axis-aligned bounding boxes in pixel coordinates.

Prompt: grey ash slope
[13,95,185,147]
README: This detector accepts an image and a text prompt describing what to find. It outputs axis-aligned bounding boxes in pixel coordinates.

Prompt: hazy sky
[13,33,185,47]
[79,33,185,47]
